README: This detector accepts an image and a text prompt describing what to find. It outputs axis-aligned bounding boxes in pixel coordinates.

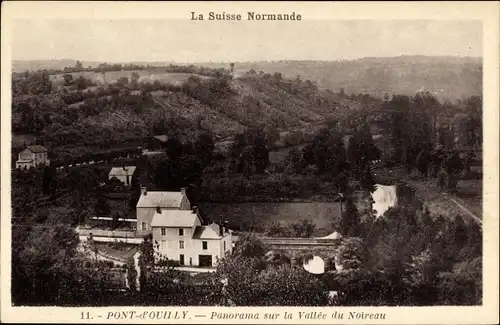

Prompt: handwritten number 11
[81,312,90,319]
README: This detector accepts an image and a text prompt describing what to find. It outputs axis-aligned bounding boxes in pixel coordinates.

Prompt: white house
[135,187,191,237]
[108,166,136,186]
[16,145,50,170]
[151,208,232,267]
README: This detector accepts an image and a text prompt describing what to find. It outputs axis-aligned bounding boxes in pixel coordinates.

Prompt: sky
[11,19,482,63]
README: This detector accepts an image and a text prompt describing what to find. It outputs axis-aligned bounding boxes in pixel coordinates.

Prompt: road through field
[443,194,482,225]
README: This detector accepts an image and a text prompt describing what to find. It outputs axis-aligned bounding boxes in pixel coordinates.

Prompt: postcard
[1,1,498,324]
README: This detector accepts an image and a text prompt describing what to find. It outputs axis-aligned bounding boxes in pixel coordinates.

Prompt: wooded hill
[11,66,356,161]
[13,55,482,102]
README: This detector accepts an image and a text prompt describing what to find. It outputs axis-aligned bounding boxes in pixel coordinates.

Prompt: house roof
[109,166,136,177]
[192,223,223,239]
[136,191,185,208]
[153,135,169,143]
[151,210,199,228]
[26,145,48,153]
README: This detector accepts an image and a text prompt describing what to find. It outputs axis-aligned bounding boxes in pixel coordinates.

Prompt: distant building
[108,166,137,187]
[135,187,191,236]
[148,135,169,150]
[16,145,50,170]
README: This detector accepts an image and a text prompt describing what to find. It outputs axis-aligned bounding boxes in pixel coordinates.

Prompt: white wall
[152,225,227,267]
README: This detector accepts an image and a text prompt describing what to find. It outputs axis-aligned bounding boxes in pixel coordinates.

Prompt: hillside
[199,56,482,101]
[13,56,482,101]
[11,68,355,161]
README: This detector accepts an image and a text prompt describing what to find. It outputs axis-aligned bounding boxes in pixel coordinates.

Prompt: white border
[1,1,498,324]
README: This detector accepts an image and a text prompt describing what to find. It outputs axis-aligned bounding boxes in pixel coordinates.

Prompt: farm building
[16,145,50,170]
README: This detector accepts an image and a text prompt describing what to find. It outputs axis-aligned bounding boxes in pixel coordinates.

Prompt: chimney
[123,165,127,171]
[224,220,229,233]
[219,223,224,236]
[180,187,186,197]
[192,206,198,214]
[141,186,147,196]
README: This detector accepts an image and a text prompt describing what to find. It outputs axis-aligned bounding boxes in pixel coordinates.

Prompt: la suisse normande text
[191,12,302,21]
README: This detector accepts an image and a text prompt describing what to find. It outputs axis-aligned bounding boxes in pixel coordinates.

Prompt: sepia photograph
[1,1,498,324]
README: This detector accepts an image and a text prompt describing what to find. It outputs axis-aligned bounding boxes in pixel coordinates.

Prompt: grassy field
[269,145,306,165]
[199,202,342,236]
[49,70,211,86]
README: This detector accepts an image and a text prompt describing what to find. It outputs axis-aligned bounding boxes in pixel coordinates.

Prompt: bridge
[258,236,341,261]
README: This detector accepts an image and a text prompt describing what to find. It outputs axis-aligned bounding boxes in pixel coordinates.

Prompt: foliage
[335,237,368,270]
[216,255,327,306]
[12,224,119,306]
[302,128,347,175]
[232,233,267,259]
[338,198,362,238]
[264,220,316,238]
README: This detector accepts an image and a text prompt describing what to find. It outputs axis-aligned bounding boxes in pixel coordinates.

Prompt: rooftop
[153,135,169,143]
[192,223,224,240]
[151,210,200,228]
[136,190,186,208]
[26,145,48,153]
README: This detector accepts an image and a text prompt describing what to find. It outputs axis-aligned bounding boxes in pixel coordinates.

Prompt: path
[443,193,483,225]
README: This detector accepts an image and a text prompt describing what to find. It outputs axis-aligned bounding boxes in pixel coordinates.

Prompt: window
[178,228,184,236]
[141,221,147,230]
[160,240,166,250]
[161,228,166,236]
[202,241,208,250]
[179,240,184,249]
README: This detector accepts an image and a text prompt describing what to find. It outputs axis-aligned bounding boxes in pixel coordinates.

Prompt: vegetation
[11,60,483,306]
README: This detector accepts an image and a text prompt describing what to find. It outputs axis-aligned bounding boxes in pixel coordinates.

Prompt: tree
[334,237,368,271]
[416,149,430,179]
[11,224,113,306]
[256,265,328,306]
[285,147,303,174]
[338,198,362,238]
[112,212,120,230]
[216,255,327,306]
[302,128,346,175]
[194,131,215,167]
[126,257,138,292]
[75,60,83,71]
[41,165,57,194]
[94,195,111,218]
[63,74,73,86]
[437,168,447,192]
[347,124,380,179]
[359,165,376,194]
[230,63,235,73]
[232,233,267,259]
